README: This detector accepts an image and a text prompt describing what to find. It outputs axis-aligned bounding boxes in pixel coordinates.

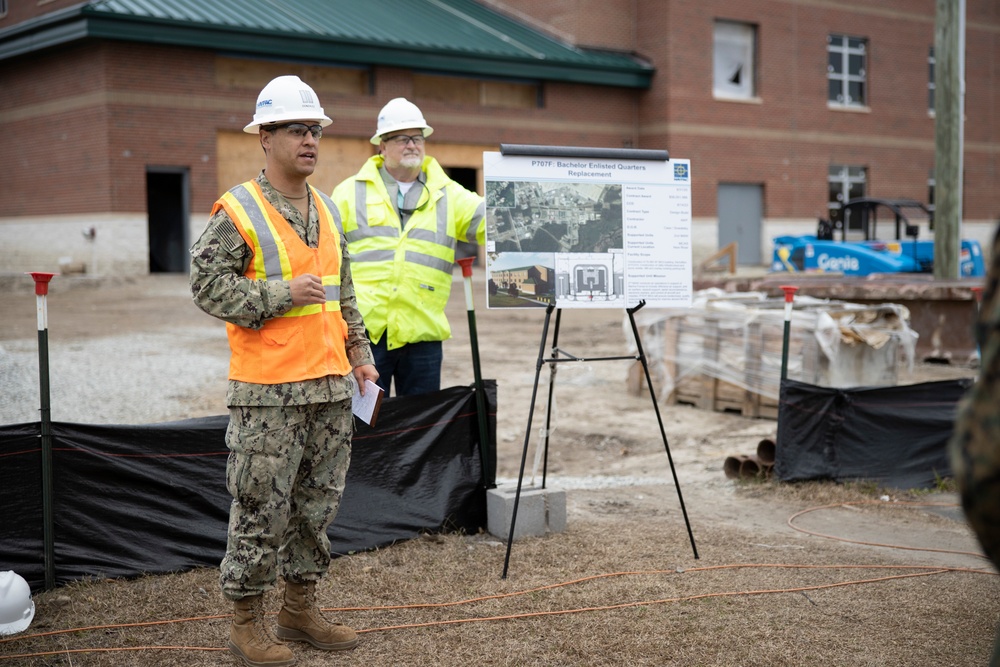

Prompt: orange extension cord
[1,502,995,662]
[787,500,988,558]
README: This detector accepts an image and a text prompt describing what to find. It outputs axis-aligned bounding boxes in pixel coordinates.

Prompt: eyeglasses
[399,181,429,215]
[384,134,425,147]
[265,122,323,139]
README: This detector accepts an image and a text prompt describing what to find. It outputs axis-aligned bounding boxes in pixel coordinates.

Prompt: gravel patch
[0,327,228,426]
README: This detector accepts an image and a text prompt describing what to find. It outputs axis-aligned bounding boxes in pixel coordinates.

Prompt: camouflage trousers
[220,401,352,601]
[950,227,1000,667]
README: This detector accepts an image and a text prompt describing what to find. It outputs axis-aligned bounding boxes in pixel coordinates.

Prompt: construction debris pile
[626,288,919,420]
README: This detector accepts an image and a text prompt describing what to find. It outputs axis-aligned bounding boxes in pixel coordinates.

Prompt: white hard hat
[370,97,433,145]
[244,75,333,134]
[0,571,34,636]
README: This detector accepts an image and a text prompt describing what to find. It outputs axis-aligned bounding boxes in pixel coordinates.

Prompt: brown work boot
[229,595,295,667]
[276,580,358,651]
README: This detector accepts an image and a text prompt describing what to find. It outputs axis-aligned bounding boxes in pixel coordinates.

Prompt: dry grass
[1,275,996,665]
[3,481,998,667]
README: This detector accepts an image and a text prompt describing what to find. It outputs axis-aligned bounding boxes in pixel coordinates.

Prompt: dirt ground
[1,271,997,666]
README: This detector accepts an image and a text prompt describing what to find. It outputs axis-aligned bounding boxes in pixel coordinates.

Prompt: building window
[827,34,867,107]
[0,0,7,19]
[928,46,935,113]
[828,165,866,234]
[713,21,756,99]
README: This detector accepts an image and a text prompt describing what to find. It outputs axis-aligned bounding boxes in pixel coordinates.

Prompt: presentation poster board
[483,150,692,309]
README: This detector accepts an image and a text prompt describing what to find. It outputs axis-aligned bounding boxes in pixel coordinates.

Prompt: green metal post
[779,285,798,382]
[456,257,494,488]
[29,272,58,591]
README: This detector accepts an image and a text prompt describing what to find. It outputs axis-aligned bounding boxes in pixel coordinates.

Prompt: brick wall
[0,0,996,275]
[1,40,640,219]
[483,0,637,51]
[632,0,998,222]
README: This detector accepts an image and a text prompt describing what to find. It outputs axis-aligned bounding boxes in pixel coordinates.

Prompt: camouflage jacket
[950,226,1000,568]
[189,171,374,406]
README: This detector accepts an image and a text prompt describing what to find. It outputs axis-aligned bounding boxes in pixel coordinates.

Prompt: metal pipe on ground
[723,455,746,479]
[756,438,776,466]
[739,455,762,478]
[723,453,773,480]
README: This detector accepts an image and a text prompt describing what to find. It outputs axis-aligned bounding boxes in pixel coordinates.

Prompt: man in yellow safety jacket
[190,75,379,667]
[331,97,486,396]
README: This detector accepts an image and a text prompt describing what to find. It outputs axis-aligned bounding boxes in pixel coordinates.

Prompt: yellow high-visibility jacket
[213,181,351,383]
[331,155,485,350]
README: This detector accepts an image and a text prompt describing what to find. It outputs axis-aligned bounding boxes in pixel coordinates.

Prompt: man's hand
[289,274,327,305]
[353,365,380,395]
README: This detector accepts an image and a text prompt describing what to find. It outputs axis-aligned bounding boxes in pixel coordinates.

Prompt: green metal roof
[0,0,653,88]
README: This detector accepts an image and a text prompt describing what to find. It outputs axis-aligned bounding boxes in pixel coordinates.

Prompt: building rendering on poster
[483,151,692,310]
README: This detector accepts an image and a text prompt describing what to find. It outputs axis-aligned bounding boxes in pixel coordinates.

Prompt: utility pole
[933,0,965,279]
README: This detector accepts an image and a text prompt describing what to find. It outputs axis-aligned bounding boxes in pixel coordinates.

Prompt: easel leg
[626,301,699,559]
[541,309,562,489]
[502,304,555,579]
[502,302,698,578]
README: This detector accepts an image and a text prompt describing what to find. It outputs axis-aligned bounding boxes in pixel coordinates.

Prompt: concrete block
[486,485,566,540]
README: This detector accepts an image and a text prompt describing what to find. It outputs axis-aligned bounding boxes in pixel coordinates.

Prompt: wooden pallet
[627,312,816,420]
[627,361,781,419]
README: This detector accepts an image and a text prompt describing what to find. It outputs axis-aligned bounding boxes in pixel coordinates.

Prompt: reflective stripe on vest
[347,183,454,275]
[314,189,345,236]
[469,199,487,239]
[228,183,287,282]
[223,183,343,308]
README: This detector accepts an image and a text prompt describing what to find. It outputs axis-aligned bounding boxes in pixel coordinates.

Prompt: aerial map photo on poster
[482,149,693,310]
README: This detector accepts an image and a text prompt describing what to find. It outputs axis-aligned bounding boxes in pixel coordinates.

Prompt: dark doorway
[444,166,479,261]
[147,168,190,273]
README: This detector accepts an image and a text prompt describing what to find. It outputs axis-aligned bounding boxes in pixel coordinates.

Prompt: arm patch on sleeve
[217,218,245,254]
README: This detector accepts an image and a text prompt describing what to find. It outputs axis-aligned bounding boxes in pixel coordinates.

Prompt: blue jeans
[370,337,442,397]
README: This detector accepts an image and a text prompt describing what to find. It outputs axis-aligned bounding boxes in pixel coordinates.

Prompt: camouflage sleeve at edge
[189,209,292,330]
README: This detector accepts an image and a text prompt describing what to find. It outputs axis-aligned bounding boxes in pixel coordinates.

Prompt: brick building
[1,0,997,275]
[490,264,555,296]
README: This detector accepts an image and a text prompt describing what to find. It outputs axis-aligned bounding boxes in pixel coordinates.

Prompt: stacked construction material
[626,289,917,419]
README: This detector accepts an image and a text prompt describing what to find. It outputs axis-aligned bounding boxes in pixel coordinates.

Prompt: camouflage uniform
[190,171,374,601]
[950,227,1000,666]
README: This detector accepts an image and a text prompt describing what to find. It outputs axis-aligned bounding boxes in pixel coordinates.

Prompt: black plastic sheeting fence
[0,382,496,593]
[775,378,972,489]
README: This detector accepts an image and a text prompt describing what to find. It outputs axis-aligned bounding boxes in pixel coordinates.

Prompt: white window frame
[827,34,867,107]
[713,20,757,100]
[828,165,867,236]
[928,46,936,114]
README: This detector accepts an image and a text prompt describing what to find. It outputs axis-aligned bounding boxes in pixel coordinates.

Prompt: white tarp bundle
[627,289,918,402]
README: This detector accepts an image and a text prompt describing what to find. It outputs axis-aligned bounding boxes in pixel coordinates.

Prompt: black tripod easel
[501,300,699,579]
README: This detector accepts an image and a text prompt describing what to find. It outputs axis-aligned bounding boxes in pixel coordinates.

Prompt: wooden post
[698,242,737,275]
[933,0,964,279]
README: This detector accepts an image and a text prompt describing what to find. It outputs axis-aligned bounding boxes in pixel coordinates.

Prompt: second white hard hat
[371,97,433,145]
[0,571,34,636]
[244,75,333,134]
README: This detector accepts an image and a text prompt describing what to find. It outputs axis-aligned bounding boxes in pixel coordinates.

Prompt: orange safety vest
[212,181,351,384]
